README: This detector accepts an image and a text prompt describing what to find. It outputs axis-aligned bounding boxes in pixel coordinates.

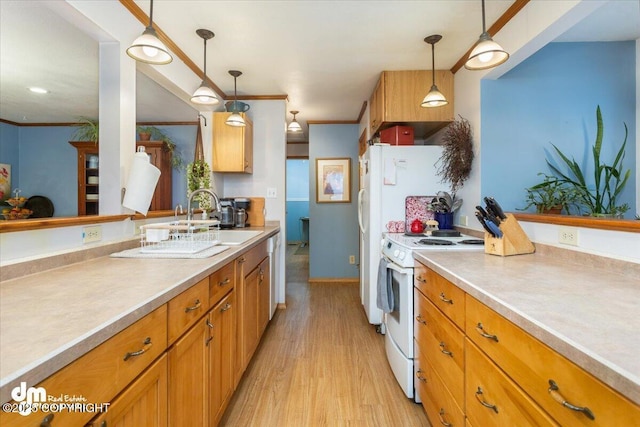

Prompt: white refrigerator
[358,144,443,325]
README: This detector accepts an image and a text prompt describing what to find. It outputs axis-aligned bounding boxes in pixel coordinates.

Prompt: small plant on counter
[519,174,580,214]
[136,125,184,171]
[435,116,474,193]
[545,106,630,218]
[71,117,99,142]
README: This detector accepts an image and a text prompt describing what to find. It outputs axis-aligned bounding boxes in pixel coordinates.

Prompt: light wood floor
[220,244,430,426]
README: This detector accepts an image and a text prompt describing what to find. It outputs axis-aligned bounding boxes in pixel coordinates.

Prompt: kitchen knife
[475,211,497,237]
[484,197,507,220]
[477,204,500,227]
[485,218,503,238]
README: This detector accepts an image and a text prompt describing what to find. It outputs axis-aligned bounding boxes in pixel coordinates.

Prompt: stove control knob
[393,249,400,258]
[398,251,406,260]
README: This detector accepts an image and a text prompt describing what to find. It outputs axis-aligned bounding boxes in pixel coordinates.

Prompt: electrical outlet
[558,227,578,246]
[83,225,102,243]
[349,255,356,264]
[266,187,277,198]
[459,215,468,227]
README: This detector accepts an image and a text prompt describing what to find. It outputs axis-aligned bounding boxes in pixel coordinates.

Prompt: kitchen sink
[216,229,263,246]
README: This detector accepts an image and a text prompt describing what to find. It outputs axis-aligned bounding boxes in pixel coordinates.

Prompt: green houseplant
[545,106,631,217]
[71,117,99,142]
[136,125,184,171]
[520,174,579,214]
[186,159,212,211]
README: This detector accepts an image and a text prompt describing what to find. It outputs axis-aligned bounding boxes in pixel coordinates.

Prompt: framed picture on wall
[0,164,10,201]
[316,157,351,203]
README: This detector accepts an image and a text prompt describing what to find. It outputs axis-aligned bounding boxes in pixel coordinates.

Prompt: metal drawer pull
[123,337,152,361]
[221,303,232,312]
[548,380,595,420]
[438,409,452,427]
[185,299,202,313]
[439,292,453,304]
[476,322,499,342]
[415,314,427,325]
[415,369,427,383]
[205,335,213,346]
[207,319,214,329]
[416,275,426,283]
[439,342,453,357]
[219,277,230,286]
[40,414,54,427]
[238,257,246,264]
[475,387,499,413]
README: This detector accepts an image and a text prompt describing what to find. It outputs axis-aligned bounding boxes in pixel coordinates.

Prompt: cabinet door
[242,264,260,365]
[212,113,253,173]
[88,355,168,427]
[70,141,99,216]
[168,317,210,427]
[383,70,454,123]
[210,290,236,425]
[258,257,270,336]
[369,75,384,133]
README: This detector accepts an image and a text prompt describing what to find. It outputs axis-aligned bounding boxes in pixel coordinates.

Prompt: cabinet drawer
[168,278,208,344]
[237,240,268,274]
[466,339,558,427]
[0,306,167,427]
[209,261,235,306]
[466,295,640,426]
[415,343,465,427]
[414,288,464,406]
[414,264,465,330]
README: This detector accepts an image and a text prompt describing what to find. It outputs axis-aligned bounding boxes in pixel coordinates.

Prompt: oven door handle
[382,255,414,275]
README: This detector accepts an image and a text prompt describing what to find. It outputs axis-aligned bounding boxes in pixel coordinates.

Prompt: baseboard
[308,278,359,285]
[277,303,287,310]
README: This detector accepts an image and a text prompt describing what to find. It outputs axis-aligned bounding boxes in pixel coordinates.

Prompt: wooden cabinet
[168,277,209,345]
[136,141,173,211]
[212,112,253,173]
[70,141,99,215]
[88,355,168,427]
[257,257,270,336]
[209,290,236,425]
[369,70,454,137]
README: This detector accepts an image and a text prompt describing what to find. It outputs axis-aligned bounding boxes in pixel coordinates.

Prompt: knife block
[484,214,535,256]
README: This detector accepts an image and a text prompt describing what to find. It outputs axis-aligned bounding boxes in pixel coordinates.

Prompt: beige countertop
[0,225,279,404]
[413,249,640,406]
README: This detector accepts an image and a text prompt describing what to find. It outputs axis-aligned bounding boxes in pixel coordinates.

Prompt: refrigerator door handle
[358,188,366,233]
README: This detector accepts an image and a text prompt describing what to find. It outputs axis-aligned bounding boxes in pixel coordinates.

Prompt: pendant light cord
[481,0,487,32]
[203,39,207,79]
[148,0,154,28]
[431,43,436,86]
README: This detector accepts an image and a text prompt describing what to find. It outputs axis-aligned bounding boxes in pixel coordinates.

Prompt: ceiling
[1,1,639,141]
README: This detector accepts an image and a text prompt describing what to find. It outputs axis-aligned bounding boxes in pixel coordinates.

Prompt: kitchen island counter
[413,249,640,406]
[0,224,279,404]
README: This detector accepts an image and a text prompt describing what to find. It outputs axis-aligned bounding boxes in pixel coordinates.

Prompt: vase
[435,212,454,230]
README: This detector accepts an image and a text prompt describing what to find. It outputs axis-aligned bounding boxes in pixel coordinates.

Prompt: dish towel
[376,257,394,313]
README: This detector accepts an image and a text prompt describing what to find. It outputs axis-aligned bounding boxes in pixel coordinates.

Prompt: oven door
[383,256,414,360]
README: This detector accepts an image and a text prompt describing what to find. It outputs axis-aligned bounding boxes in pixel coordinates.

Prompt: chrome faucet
[174,204,184,222]
[186,188,221,221]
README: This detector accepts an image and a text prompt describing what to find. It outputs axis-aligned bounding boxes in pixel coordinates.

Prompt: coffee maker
[219,198,235,229]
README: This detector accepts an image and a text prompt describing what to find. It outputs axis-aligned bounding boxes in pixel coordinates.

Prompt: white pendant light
[421,35,448,108]
[288,110,302,132]
[191,29,220,105]
[126,0,172,65]
[225,70,246,127]
[465,0,509,70]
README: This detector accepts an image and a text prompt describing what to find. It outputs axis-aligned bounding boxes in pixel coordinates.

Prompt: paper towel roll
[122,151,161,216]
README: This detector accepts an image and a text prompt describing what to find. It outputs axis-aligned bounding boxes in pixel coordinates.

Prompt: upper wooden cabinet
[70,141,99,216]
[136,141,173,211]
[212,112,253,173]
[369,70,454,137]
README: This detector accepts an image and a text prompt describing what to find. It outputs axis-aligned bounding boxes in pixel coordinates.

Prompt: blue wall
[308,124,359,279]
[482,41,636,217]
[0,122,197,216]
[286,159,309,243]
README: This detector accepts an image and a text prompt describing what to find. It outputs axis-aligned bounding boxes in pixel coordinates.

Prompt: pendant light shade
[465,0,509,70]
[126,0,172,65]
[421,35,448,108]
[225,70,246,127]
[191,29,220,105]
[288,110,302,132]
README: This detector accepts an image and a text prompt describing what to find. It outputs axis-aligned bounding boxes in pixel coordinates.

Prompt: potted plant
[545,106,630,218]
[186,159,212,212]
[71,117,99,142]
[520,174,579,214]
[136,125,184,171]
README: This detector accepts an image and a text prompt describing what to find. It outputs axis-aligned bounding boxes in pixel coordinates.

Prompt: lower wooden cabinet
[210,291,236,425]
[257,258,270,337]
[88,355,168,427]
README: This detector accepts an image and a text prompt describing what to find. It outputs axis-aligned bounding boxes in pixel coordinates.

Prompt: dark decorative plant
[435,116,474,192]
[545,106,630,217]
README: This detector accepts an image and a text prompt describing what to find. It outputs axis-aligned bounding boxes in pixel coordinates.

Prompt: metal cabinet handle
[415,314,427,325]
[548,379,595,420]
[415,275,426,283]
[238,257,246,264]
[439,342,453,357]
[415,369,427,383]
[439,292,453,304]
[124,337,152,361]
[221,303,232,312]
[99,421,107,427]
[476,322,499,342]
[185,299,202,313]
[40,414,54,427]
[207,319,214,329]
[438,409,452,427]
[475,387,499,413]
[205,335,213,346]
[219,277,230,287]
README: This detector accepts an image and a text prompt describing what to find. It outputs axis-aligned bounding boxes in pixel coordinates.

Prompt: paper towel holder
[122,146,161,216]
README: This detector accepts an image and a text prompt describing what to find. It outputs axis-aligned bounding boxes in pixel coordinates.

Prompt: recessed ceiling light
[29,87,48,94]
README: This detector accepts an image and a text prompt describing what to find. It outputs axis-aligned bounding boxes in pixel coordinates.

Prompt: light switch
[266,187,277,198]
